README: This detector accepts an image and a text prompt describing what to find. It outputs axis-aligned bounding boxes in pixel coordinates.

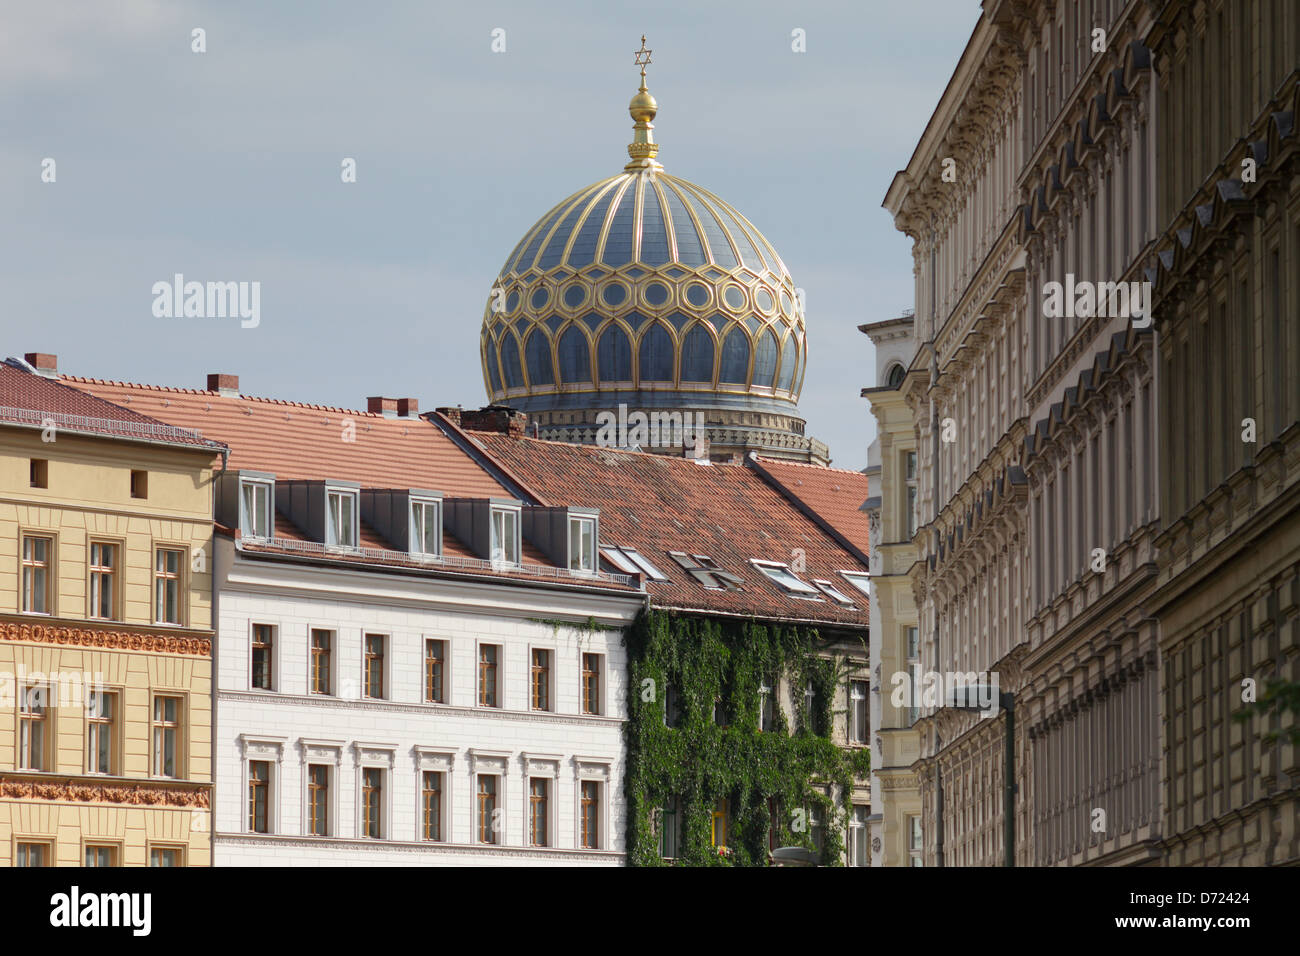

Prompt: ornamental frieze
[0,620,211,657]
[0,775,210,808]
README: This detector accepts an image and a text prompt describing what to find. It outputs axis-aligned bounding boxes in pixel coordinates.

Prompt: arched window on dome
[718,326,750,384]
[557,326,593,384]
[885,363,906,389]
[485,337,503,395]
[777,335,798,392]
[752,329,779,387]
[524,329,555,388]
[597,325,632,382]
[638,324,675,383]
[500,334,524,390]
[680,325,715,383]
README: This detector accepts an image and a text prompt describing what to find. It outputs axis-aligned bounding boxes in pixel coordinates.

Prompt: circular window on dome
[779,290,794,316]
[722,284,747,312]
[685,282,711,308]
[643,282,671,307]
[755,288,775,315]
[601,282,628,307]
[530,286,550,310]
[563,282,587,310]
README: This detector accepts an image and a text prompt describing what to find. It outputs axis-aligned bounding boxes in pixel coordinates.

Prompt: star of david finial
[634,35,652,83]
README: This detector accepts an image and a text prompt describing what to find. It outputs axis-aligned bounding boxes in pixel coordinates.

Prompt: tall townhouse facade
[1146,1,1300,865]
[0,356,222,867]
[860,314,924,866]
[883,0,1164,865]
[66,375,643,865]
[437,408,875,866]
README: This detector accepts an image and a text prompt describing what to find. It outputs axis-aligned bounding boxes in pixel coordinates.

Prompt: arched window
[886,363,906,389]
[680,325,715,383]
[597,325,632,382]
[485,336,503,394]
[500,334,524,390]
[777,335,797,391]
[557,326,592,384]
[638,324,674,382]
[719,327,750,384]
[524,329,554,387]
[752,329,778,387]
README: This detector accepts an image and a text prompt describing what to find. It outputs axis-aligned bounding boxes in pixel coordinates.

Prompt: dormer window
[326,488,358,548]
[410,497,442,557]
[752,560,821,598]
[490,505,520,565]
[568,516,596,573]
[240,479,273,539]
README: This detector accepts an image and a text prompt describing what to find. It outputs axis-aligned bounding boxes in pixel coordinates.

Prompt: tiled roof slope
[446,421,870,627]
[63,375,505,497]
[0,362,221,450]
[748,457,872,563]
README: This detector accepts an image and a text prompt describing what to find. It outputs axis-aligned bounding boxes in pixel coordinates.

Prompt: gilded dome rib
[595,176,637,267]
[672,179,742,270]
[646,177,678,265]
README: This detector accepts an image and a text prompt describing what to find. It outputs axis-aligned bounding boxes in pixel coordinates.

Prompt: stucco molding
[0,619,211,657]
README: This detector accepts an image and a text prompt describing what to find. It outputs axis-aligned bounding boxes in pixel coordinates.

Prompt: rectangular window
[149,846,181,867]
[529,777,549,846]
[130,470,148,499]
[29,458,48,489]
[582,653,602,715]
[710,798,727,849]
[310,629,332,695]
[478,644,500,708]
[906,626,920,724]
[490,506,519,564]
[410,497,441,556]
[84,845,117,867]
[531,648,551,711]
[248,760,270,833]
[658,797,681,859]
[363,633,385,699]
[568,516,596,572]
[21,535,51,614]
[422,771,443,842]
[240,480,272,538]
[152,696,180,778]
[425,639,446,703]
[326,489,357,548]
[908,814,923,866]
[849,806,869,866]
[361,768,383,838]
[477,775,498,844]
[904,451,919,537]
[307,765,329,836]
[581,781,601,849]
[154,547,183,625]
[19,685,46,771]
[850,680,869,744]
[89,541,117,620]
[15,843,49,867]
[808,803,824,854]
[251,624,274,690]
[86,690,116,775]
[803,680,818,734]
[663,683,681,728]
[758,676,774,732]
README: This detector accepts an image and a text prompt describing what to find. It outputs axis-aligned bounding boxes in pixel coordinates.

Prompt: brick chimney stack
[367,396,399,419]
[24,353,57,377]
[458,405,528,437]
[396,398,419,418]
[436,406,463,426]
[206,373,240,397]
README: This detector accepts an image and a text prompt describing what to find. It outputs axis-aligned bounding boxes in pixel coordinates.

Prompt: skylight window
[667,552,743,591]
[752,560,821,598]
[812,579,856,606]
[601,546,667,581]
[838,571,871,598]
[600,547,639,575]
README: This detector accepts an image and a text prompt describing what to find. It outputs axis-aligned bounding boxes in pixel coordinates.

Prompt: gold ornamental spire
[626,35,663,172]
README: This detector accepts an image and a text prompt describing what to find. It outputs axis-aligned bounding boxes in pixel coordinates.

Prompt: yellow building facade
[0,358,221,866]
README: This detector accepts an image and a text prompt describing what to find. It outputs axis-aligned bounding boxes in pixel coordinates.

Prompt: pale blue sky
[1,0,979,469]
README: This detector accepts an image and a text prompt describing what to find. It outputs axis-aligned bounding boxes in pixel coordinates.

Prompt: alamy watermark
[890,669,1001,718]
[595,403,706,456]
[1042,273,1150,328]
[152,274,260,328]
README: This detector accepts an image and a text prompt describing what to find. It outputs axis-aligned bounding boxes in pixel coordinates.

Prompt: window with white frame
[326,489,358,548]
[490,506,520,564]
[363,633,386,699]
[425,639,447,703]
[752,560,821,598]
[410,497,441,557]
[154,547,184,625]
[251,624,275,691]
[812,579,855,605]
[849,805,869,866]
[758,675,775,732]
[476,774,499,844]
[86,689,117,775]
[839,571,871,599]
[905,626,920,724]
[422,770,445,842]
[601,545,668,581]
[248,760,271,833]
[904,450,918,538]
[360,767,385,838]
[908,814,923,866]
[306,764,330,836]
[240,479,273,539]
[850,680,869,744]
[568,515,596,572]
[19,684,48,771]
[580,780,602,849]
[581,653,603,716]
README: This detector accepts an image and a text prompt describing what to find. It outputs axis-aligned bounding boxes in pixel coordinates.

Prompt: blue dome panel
[567,185,619,268]
[753,329,778,387]
[719,327,750,384]
[558,326,592,384]
[598,325,632,381]
[525,330,554,386]
[500,334,524,389]
[680,325,715,382]
[640,184,671,266]
[600,183,636,267]
[639,324,674,382]
[661,183,708,266]
[777,334,797,391]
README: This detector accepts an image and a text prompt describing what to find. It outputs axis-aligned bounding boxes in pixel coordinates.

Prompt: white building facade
[212,537,643,866]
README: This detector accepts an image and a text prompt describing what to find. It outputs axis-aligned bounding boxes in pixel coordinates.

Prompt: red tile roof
[442,419,870,627]
[748,457,873,563]
[0,362,221,451]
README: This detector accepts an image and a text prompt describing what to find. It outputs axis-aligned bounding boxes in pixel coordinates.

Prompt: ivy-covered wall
[623,608,871,866]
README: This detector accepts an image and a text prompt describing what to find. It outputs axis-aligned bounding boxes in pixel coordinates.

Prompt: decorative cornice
[0,619,211,657]
[0,773,210,808]
[214,831,623,863]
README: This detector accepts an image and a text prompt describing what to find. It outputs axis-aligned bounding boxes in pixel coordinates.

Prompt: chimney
[435,406,462,426]
[206,373,240,397]
[396,397,419,418]
[24,353,57,377]
[367,396,399,419]
[459,405,528,437]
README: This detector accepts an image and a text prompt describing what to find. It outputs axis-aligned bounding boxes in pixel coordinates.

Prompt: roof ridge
[754,456,868,478]
[63,374,390,419]
[483,431,754,469]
